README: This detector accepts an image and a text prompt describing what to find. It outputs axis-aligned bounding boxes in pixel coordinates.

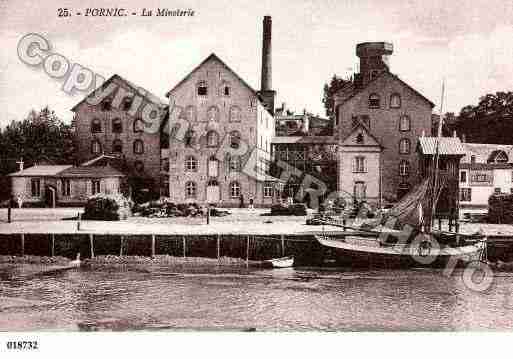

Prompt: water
[1,264,513,331]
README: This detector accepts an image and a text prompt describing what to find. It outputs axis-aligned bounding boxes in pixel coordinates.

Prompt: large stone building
[333,42,434,204]
[71,74,169,201]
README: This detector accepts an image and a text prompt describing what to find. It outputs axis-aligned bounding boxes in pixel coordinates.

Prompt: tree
[322,74,352,118]
[455,91,513,143]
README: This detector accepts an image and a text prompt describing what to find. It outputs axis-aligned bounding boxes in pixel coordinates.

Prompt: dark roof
[71,74,167,111]
[335,71,435,108]
[460,163,513,170]
[58,166,125,178]
[271,136,337,144]
[339,122,384,148]
[166,53,259,98]
[417,136,466,156]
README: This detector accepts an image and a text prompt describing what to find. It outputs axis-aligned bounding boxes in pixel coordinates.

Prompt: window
[197,81,208,96]
[133,139,144,154]
[229,156,241,172]
[91,180,101,195]
[161,158,170,172]
[399,160,409,176]
[460,171,467,183]
[460,188,472,202]
[134,161,144,172]
[224,86,230,96]
[263,182,273,198]
[185,156,198,171]
[185,181,197,198]
[133,118,144,133]
[368,94,380,109]
[61,179,71,196]
[471,155,476,164]
[399,138,411,154]
[91,118,102,133]
[494,188,502,195]
[101,100,111,111]
[206,131,219,147]
[122,98,133,111]
[390,93,401,108]
[31,178,41,197]
[370,70,379,80]
[399,115,411,132]
[112,139,123,153]
[229,106,241,122]
[230,181,241,198]
[353,156,366,173]
[91,140,102,155]
[207,106,219,122]
[112,118,122,133]
[356,133,364,144]
[230,131,241,149]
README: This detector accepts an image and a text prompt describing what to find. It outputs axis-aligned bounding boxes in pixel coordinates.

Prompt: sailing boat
[314,83,487,268]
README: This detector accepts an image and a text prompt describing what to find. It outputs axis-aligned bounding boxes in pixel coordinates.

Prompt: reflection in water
[1,265,513,331]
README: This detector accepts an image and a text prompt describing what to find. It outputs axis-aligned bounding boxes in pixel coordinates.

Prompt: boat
[314,83,487,269]
[264,256,294,268]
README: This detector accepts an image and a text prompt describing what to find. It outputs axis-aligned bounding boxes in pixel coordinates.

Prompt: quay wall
[0,233,325,265]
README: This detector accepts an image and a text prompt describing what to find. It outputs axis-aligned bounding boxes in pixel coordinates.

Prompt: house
[334,42,434,204]
[459,143,513,216]
[9,162,126,207]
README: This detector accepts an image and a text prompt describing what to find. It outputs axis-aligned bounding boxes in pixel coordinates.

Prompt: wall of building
[338,148,381,204]
[73,77,162,192]
[335,74,432,203]
[460,168,513,211]
[167,56,276,206]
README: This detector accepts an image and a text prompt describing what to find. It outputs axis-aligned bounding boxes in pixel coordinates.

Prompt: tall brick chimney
[258,15,276,114]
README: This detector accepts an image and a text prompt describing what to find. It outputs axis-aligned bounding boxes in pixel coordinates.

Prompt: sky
[1,0,513,127]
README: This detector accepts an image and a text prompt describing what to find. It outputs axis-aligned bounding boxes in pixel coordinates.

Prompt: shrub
[83,193,132,221]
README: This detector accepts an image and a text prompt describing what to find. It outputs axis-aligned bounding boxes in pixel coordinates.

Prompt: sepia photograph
[1,0,513,356]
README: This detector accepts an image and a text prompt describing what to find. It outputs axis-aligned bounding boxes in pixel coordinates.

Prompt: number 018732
[6,341,39,350]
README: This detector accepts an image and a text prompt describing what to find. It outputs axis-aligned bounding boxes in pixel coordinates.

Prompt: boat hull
[316,235,486,269]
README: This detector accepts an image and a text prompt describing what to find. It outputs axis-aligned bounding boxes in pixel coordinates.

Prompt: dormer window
[122,98,133,111]
[224,86,230,96]
[197,81,208,96]
[356,133,364,144]
[390,93,401,109]
[102,100,112,111]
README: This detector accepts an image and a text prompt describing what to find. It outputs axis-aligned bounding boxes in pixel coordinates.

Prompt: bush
[83,193,132,221]
[270,203,307,216]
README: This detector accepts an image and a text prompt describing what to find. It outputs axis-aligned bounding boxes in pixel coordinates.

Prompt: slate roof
[58,166,125,178]
[8,165,72,177]
[271,136,337,144]
[417,137,466,155]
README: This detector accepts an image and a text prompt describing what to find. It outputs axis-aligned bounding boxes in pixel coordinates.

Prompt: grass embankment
[0,255,71,265]
[83,255,264,268]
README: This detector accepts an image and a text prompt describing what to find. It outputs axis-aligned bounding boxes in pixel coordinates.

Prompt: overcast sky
[1,0,513,127]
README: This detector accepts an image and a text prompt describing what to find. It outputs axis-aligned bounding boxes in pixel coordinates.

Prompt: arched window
[390,93,401,109]
[229,156,241,172]
[133,118,144,133]
[185,181,197,198]
[133,139,144,154]
[112,139,123,153]
[197,81,208,96]
[229,106,241,122]
[399,160,409,176]
[91,118,102,133]
[230,181,241,198]
[399,138,411,154]
[206,130,219,147]
[369,93,380,109]
[185,156,198,172]
[230,131,241,149]
[91,140,102,155]
[489,150,509,164]
[112,118,122,133]
[399,115,411,132]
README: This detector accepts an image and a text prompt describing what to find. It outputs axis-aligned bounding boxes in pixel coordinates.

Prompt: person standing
[239,194,245,209]
[249,195,254,210]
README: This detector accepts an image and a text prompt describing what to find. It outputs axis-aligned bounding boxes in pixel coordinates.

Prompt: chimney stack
[258,16,276,114]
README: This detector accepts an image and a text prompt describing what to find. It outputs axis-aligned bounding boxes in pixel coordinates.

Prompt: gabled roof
[417,136,466,156]
[59,165,125,178]
[71,74,167,111]
[335,71,435,108]
[340,122,384,148]
[8,165,72,177]
[165,53,259,98]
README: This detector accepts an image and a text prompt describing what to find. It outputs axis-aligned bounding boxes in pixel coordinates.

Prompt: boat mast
[429,80,445,230]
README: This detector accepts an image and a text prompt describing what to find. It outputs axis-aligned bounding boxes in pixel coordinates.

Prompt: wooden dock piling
[20,233,25,256]
[182,236,186,257]
[51,234,55,257]
[281,234,285,257]
[217,234,220,260]
[151,235,156,257]
[89,234,94,258]
[120,235,124,256]
[246,235,250,266]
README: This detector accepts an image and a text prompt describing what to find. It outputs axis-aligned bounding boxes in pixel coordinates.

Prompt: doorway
[206,179,220,203]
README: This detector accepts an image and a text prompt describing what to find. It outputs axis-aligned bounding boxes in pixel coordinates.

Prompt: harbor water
[1,265,513,331]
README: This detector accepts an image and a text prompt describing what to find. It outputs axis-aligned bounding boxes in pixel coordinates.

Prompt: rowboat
[264,256,294,268]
